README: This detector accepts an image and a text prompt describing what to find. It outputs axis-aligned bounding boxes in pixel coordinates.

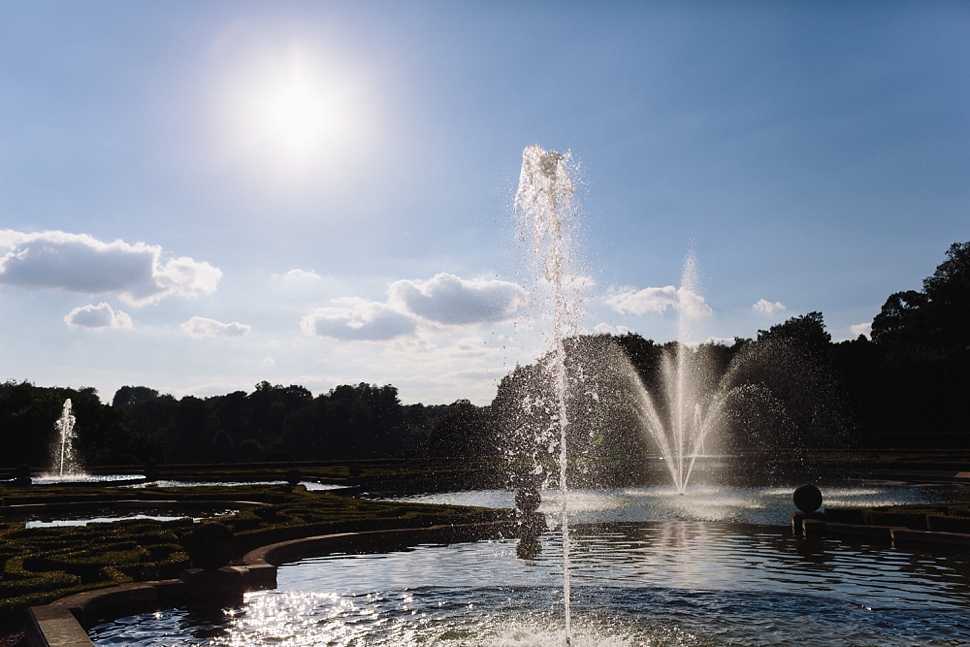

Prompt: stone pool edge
[24,519,517,647]
[794,513,970,548]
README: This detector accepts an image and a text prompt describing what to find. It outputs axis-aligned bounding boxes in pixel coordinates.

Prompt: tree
[112,386,159,409]
[871,241,970,356]
[166,396,218,463]
[246,382,313,444]
[280,383,416,460]
[423,400,491,457]
[871,290,928,351]
[757,311,832,360]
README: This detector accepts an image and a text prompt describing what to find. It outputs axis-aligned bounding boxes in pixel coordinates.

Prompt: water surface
[90,522,970,646]
[387,482,970,526]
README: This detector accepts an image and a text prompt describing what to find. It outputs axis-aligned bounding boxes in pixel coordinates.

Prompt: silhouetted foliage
[422,399,493,457]
[281,383,419,460]
[112,385,160,409]
[757,311,832,360]
[872,241,970,357]
[841,241,970,446]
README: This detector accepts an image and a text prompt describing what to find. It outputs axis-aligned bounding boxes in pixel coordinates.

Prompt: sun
[269,75,323,152]
[261,59,338,156]
[216,44,376,176]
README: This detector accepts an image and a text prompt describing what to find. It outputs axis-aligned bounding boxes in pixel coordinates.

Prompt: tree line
[1,241,967,467]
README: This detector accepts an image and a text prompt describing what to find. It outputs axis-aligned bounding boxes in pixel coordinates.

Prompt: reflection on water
[27,474,143,485]
[25,509,237,528]
[388,482,970,526]
[124,480,343,490]
[90,522,970,646]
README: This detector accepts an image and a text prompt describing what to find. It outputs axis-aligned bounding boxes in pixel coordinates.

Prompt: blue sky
[1,1,968,404]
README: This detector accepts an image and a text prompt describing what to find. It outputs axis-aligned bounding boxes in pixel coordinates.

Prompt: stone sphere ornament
[184,522,235,570]
[793,484,823,513]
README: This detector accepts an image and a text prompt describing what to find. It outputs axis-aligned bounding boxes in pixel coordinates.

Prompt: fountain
[627,253,716,493]
[614,254,762,494]
[513,143,583,644]
[52,398,80,478]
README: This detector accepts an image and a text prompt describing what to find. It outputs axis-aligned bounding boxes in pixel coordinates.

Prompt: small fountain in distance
[51,398,82,479]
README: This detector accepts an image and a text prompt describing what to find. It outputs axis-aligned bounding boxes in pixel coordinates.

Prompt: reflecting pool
[89,521,970,646]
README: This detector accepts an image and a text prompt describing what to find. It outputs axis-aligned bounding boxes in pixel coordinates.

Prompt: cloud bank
[182,316,251,339]
[753,299,787,314]
[64,302,132,329]
[302,298,416,341]
[605,286,712,318]
[303,274,526,341]
[279,268,322,284]
[389,273,525,325]
[0,230,221,305]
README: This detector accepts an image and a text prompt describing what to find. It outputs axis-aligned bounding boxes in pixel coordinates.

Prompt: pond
[89,520,970,646]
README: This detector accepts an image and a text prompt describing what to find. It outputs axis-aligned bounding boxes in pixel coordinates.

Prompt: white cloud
[279,268,322,284]
[753,299,787,314]
[389,273,525,325]
[850,322,872,339]
[64,302,133,330]
[263,357,276,366]
[301,273,526,342]
[301,297,416,341]
[181,316,251,340]
[605,286,712,318]
[593,322,631,335]
[0,230,221,305]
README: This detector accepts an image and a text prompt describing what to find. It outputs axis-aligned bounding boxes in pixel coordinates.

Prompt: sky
[1,1,968,405]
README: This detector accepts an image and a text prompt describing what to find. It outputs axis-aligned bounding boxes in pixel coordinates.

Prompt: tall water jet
[52,399,78,478]
[514,144,582,644]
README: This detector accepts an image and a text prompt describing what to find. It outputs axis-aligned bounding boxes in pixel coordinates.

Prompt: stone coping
[241,519,516,568]
[23,520,516,647]
[795,514,970,548]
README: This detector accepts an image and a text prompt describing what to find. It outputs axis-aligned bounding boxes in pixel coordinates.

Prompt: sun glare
[261,60,338,155]
[270,77,321,152]
[216,44,377,180]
